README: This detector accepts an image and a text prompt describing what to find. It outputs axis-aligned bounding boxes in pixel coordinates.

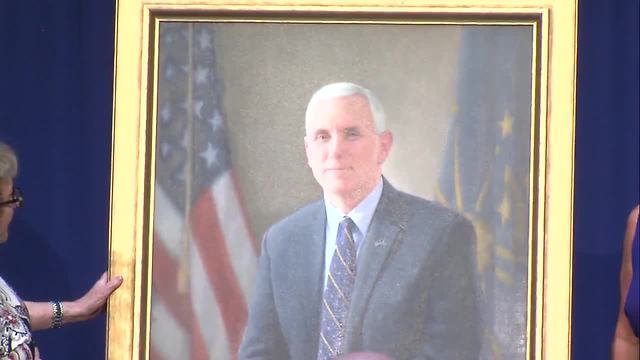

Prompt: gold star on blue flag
[436,26,533,360]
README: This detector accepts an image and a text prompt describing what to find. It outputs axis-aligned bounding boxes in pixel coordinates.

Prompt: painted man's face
[304,94,392,202]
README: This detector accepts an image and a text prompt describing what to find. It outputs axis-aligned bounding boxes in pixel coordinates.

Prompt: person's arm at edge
[24,271,123,331]
[612,205,639,360]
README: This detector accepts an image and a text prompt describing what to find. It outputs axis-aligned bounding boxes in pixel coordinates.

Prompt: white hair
[0,142,17,182]
[305,82,386,133]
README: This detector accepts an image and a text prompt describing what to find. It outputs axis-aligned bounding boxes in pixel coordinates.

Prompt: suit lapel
[346,180,407,349]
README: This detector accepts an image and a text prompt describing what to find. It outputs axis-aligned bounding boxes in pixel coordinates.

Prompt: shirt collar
[324,178,383,237]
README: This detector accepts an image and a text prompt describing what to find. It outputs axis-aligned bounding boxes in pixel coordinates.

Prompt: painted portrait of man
[150,22,533,359]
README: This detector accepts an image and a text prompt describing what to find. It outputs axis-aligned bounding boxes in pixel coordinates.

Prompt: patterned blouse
[0,276,34,359]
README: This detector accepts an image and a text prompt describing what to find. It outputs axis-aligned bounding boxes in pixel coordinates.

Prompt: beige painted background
[214,23,462,239]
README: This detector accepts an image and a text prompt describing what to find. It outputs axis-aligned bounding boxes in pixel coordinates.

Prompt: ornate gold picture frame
[108,1,577,359]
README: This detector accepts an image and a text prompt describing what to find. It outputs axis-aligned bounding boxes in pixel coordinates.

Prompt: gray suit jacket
[239,179,482,360]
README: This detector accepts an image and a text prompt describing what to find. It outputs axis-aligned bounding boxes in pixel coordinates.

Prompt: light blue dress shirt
[322,178,383,289]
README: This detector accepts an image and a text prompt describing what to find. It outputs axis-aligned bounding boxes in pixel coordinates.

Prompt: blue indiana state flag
[435,25,533,360]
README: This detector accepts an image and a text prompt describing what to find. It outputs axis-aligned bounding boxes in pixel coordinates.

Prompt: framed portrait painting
[107,0,577,359]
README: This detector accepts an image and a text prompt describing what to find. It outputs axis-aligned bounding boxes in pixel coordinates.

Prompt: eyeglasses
[0,187,23,208]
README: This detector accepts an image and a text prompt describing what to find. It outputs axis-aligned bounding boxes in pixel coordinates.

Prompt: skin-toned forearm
[612,334,639,360]
[23,301,53,330]
[24,272,123,331]
[24,300,95,331]
[612,206,639,359]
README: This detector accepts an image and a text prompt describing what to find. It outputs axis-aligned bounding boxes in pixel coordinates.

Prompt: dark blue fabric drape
[574,0,639,358]
[0,1,114,359]
[0,0,637,359]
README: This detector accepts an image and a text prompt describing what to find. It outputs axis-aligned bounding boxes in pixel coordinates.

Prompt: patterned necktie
[318,217,357,360]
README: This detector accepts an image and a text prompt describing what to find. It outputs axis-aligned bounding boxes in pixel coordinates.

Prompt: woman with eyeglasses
[0,141,123,359]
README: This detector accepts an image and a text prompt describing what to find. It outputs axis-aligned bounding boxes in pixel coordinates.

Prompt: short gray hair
[305,82,386,133]
[0,142,18,182]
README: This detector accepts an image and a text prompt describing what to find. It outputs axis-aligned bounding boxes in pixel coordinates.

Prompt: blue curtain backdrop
[0,1,114,359]
[574,0,639,358]
[0,1,637,359]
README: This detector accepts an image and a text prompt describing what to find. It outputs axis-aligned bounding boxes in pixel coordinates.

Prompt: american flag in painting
[150,23,257,359]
